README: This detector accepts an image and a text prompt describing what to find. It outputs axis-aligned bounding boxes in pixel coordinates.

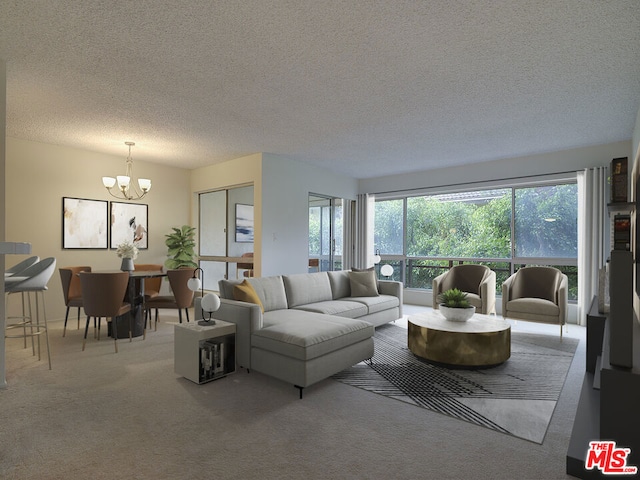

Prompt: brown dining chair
[134,263,163,326]
[145,268,196,328]
[134,263,163,299]
[79,271,132,353]
[59,266,92,336]
[237,252,254,278]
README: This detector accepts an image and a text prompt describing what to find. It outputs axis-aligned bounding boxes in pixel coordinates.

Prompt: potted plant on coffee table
[438,288,475,322]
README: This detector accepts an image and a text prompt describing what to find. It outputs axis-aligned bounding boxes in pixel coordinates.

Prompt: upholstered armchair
[432,264,496,315]
[502,266,568,338]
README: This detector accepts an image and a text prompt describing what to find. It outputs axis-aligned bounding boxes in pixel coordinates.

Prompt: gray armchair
[502,266,568,338]
[432,264,496,315]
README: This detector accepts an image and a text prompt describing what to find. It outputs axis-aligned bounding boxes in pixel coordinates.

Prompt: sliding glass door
[198,184,254,290]
[309,194,343,271]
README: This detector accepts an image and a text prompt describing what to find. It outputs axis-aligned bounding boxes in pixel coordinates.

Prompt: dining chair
[236,252,254,278]
[134,263,163,299]
[145,268,196,328]
[134,263,164,328]
[59,266,92,336]
[5,255,39,277]
[79,271,132,353]
[5,257,57,369]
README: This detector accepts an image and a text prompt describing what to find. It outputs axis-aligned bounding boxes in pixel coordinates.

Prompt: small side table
[174,320,236,384]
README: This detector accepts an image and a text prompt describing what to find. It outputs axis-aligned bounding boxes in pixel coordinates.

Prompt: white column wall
[260,154,358,276]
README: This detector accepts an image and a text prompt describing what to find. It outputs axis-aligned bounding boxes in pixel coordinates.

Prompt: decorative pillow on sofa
[352,266,379,288]
[233,279,264,312]
[349,270,379,297]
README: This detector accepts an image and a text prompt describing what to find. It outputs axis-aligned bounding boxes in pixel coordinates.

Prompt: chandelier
[102,142,151,200]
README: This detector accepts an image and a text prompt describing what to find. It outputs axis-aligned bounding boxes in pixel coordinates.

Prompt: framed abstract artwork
[235,203,254,243]
[62,197,108,249]
[110,201,148,249]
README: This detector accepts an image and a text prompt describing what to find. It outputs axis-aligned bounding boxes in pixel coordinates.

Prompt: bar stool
[5,255,39,277]
[5,257,57,369]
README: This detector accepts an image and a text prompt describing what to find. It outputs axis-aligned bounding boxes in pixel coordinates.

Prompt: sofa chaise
[196,270,403,397]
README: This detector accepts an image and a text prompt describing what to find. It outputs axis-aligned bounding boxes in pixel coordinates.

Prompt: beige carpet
[1,309,585,480]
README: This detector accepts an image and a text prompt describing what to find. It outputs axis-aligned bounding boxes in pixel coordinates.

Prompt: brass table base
[408,312,511,367]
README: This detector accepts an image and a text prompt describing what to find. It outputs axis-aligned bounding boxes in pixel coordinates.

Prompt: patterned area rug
[333,323,579,443]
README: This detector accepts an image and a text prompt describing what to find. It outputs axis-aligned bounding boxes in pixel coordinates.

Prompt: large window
[374,199,403,255]
[514,184,578,258]
[406,189,511,258]
[373,182,578,300]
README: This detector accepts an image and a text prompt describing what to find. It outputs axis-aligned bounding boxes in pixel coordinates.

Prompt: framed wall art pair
[62,197,148,250]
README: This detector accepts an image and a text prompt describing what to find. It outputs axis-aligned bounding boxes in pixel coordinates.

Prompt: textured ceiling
[1,1,639,179]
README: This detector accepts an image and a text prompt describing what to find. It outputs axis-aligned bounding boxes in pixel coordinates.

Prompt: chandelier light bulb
[102,142,151,200]
[102,177,116,188]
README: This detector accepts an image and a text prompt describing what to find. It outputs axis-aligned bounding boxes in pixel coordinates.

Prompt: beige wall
[1,61,6,387]
[190,153,262,275]
[190,152,360,277]
[5,137,191,321]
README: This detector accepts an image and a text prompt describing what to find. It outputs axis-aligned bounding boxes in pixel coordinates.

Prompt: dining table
[99,270,167,339]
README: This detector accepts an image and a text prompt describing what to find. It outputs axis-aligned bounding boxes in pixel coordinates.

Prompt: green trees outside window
[374,183,578,300]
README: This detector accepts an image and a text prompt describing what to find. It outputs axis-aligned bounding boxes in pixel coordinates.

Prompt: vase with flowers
[116,241,139,271]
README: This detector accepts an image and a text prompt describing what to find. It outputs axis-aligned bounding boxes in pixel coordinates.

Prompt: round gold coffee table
[408,311,510,367]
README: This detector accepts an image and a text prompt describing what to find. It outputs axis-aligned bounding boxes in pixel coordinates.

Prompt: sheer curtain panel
[577,166,607,326]
[354,193,375,269]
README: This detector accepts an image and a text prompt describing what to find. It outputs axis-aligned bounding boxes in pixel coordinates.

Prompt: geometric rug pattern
[333,323,578,443]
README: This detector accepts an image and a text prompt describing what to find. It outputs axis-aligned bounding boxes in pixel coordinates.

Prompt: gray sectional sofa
[198,270,403,397]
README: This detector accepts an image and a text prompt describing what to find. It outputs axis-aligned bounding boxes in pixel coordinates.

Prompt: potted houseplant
[116,241,139,271]
[165,225,198,269]
[438,288,475,322]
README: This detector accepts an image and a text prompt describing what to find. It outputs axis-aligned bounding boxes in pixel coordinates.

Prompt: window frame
[372,178,578,301]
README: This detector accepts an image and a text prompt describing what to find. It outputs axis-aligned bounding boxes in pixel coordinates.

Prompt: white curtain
[354,193,375,269]
[342,199,354,271]
[577,166,608,325]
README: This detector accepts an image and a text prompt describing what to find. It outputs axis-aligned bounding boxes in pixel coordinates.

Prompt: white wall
[260,154,358,276]
[359,141,631,195]
[5,138,191,321]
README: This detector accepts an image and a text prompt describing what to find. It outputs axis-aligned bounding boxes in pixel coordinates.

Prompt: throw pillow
[233,280,264,312]
[349,270,379,297]
[352,266,379,288]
